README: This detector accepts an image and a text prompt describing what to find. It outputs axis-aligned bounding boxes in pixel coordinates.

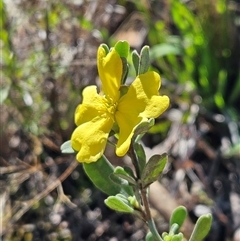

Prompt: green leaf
[133,118,155,140]
[109,172,134,196]
[148,120,171,134]
[139,46,150,74]
[132,50,140,75]
[114,40,130,59]
[127,196,140,209]
[104,195,134,213]
[133,142,146,176]
[101,43,109,54]
[109,172,128,186]
[141,153,168,188]
[113,166,137,186]
[214,92,225,109]
[0,85,10,104]
[83,156,122,196]
[145,232,154,241]
[123,166,136,179]
[119,85,129,97]
[170,206,188,231]
[169,223,179,235]
[172,233,183,241]
[150,44,182,61]
[120,57,129,84]
[223,142,240,158]
[60,140,75,154]
[189,214,212,241]
[79,16,93,30]
[162,232,169,239]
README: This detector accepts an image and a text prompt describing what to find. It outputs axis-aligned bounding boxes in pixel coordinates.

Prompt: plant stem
[129,141,162,241]
[142,188,163,241]
[141,188,151,220]
[147,218,164,241]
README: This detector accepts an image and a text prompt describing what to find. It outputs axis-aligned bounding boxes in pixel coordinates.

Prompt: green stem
[147,219,164,241]
[129,141,162,241]
[141,188,151,220]
[142,189,163,241]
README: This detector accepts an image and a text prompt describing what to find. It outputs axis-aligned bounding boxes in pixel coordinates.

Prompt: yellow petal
[71,115,114,163]
[75,85,108,126]
[97,46,122,101]
[115,71,170,156]
[115,111,143,156]
[118,71,170,118]
[72,85,114,163]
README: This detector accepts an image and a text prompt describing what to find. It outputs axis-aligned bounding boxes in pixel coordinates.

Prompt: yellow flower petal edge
[115,71,170,156]
[74,86,108,126]
[97,46,122,102]
[71,116,113,163]
[71,86,114,163]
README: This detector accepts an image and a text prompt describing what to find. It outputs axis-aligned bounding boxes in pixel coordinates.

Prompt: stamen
[102,95,118,121]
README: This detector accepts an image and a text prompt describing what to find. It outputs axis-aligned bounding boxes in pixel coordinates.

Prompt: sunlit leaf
[101,44,110,54]
[104,195,134,213]
[214,92,225,109]
[0,85,10,104]
[60,140,75,154]
[139,46,150,74]
[141,153,168,188]
[150,44,182,60]
[170,206,188,232]
[132,50,140,75]
[169,223,179,235]
[145,232,154,241]
[172,233,184,241]
[83,156,122,196]
[189,214,212,241]
[113,166,136,186]
[114,40,130,59]
[133,118,155,140]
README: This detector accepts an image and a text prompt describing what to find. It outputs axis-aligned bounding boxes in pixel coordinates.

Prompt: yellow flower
[71,45,170,163]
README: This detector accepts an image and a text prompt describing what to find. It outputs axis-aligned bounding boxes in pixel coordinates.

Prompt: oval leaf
[169,223,179,235]
[172,233,184,241]
[83,156,122,196]
[139,45,150,74]
[114,166,136,186]
[0,85,10,104]
[120,57,129,84]
[133,142,146,176]
[145,232,154,241]
[123,166,136,179]
[150,43,182,60]
[104,195,134,213]
[141,153,168,188]
[189,214,212,241]
[170,206,188,231]
[114,40,130,59]
[100,43,109,54]
[133,118,155,140]
[61,140,75,154]
[132,50,140,75]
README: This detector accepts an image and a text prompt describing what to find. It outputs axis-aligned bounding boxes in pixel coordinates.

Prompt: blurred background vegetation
[1,0,240,241]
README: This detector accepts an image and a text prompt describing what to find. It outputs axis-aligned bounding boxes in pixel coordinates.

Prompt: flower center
[104,95,118,118]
